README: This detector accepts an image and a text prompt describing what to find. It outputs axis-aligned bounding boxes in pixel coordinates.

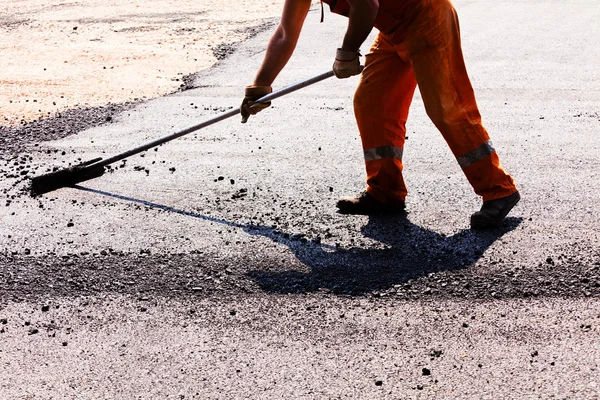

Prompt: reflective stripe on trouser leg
[354,34,416,204]
[363,146,406,204]
[364,146,404,162]
[456,141,494,169]
[397,0,517,201]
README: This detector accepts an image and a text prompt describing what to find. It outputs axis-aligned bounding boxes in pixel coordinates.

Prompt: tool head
[30,158,105,196]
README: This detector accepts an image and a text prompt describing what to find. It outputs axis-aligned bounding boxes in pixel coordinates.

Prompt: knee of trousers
[353,86,379,119]
[353,90,408,137]
[353,75,404,119]
[424,96,481,130]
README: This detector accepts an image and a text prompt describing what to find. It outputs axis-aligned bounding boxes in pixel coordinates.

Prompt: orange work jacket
[321,0,418,37]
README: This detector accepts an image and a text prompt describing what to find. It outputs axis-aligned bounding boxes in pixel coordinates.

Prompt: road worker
[241,0,520,228]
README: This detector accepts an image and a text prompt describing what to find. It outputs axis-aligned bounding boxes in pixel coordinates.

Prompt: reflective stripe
[456,141,495,169]
[364,146,404,162]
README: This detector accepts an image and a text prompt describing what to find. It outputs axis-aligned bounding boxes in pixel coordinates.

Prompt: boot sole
[470,191,521,229]
[336,207,406,216]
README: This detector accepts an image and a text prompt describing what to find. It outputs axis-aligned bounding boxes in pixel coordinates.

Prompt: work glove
[333,48,363,79]
[240,85,272,123]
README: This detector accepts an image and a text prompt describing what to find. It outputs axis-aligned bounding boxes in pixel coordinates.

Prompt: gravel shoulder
[0,0,281,128]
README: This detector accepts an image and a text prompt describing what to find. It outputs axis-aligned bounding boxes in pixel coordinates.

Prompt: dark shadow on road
[73,185,522,296]
[246,214,522,295]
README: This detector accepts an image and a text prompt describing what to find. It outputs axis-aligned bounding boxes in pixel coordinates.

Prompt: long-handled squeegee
[30,70,335,196]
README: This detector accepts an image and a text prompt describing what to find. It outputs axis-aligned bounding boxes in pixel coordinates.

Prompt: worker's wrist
[336,48,360,61]
[245,85,272,97]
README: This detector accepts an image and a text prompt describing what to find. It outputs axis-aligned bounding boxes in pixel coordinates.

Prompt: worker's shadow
[247,214,522,295]
[248,216,522,295]
[75,185,521,296]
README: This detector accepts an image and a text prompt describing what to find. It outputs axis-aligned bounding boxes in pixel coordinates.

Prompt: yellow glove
[240,85,272,123]
[333,48,363,79]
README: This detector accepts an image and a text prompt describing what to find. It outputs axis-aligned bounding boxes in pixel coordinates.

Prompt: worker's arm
[341,0,379,52]
[253,0,312,86]
[333,0,378,78]
[241,0,311,123]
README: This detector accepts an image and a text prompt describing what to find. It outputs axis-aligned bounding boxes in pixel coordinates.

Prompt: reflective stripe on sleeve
[456,141,495,169]
[363,146,404,162]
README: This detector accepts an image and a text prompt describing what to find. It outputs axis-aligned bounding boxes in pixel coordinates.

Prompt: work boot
[470,191,521,229]
[336,191,406,215]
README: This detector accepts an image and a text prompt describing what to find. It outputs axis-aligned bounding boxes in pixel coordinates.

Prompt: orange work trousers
[354,0,517,203]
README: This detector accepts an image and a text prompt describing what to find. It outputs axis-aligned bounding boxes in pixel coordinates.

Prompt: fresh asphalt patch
[1,210,598,304]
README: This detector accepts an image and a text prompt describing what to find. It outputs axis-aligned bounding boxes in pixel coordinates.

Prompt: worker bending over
[241,0,520,228]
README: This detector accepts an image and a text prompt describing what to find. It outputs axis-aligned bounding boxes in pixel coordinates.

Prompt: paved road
[1,1,600,398]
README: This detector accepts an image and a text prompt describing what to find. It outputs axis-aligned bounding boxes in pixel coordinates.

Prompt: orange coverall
[327,0,517,204]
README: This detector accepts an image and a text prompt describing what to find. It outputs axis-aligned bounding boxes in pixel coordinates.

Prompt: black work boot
[336,191,406,215]
[470,191,520,229]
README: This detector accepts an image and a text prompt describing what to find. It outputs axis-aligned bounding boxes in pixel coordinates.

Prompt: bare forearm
[253,27,298,86]
[342,0,378,52]
[252,0,311,86]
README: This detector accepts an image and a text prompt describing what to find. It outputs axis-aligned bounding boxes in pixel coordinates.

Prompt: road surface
[1,1,599,398]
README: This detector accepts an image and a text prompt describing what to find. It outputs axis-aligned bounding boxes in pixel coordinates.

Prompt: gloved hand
[333,48,363,79]
[240,85,272,123]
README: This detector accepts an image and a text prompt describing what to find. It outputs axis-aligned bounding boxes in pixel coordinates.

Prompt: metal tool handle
[92,70,335,169]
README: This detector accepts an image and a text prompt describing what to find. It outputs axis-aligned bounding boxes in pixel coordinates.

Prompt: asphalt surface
[1,1,600,399]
